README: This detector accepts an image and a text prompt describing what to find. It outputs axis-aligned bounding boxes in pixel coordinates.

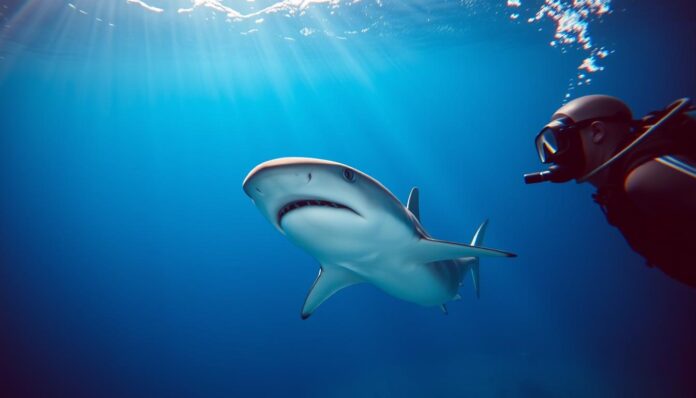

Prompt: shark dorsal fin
[407,187,420,221]
[301,266,363,319]
[412,237,516,263]
[469,220,488,299]
[470,219,489,247]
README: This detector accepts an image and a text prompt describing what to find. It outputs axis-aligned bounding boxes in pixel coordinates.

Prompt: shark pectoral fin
[301,266,363,320]
[413,237,517,263]
[407,187,420,221]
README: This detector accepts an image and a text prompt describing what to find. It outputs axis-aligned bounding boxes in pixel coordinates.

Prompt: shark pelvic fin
[413,237,516,263]
[407,187,420,221]
[301,266,363,320]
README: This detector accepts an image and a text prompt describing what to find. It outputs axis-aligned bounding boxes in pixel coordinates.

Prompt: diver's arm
[624,156,696,217]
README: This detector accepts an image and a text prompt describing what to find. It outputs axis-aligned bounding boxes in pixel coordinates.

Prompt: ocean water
[1,1,695,397]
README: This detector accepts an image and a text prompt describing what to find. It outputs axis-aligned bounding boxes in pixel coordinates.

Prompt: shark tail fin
[468,220,489,299]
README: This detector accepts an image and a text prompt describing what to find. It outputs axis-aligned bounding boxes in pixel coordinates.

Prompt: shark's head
[243,157,415,261]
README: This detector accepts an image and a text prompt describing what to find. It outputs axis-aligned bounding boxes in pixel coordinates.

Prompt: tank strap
[592,139,674,228]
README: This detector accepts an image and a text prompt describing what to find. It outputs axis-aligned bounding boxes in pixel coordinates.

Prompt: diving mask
[535,116,583,164]
[526,116,586,184]
[525,114,630,184]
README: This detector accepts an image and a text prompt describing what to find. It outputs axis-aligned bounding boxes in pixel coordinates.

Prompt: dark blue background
[1,1,695,396]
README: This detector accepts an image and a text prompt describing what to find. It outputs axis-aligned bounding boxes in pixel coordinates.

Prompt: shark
[242,157,516,319]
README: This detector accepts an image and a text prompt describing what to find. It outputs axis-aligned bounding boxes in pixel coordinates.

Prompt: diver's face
[576,121,631,185]
[577,124,599,174]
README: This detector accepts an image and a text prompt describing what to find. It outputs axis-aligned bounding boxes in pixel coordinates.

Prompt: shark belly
[288,217,469,307]
[346,258,460,307]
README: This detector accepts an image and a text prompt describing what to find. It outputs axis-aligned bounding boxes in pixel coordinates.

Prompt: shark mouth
[277,199,358,224]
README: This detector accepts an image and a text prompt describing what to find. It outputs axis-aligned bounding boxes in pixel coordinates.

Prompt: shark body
[243,157,516,318]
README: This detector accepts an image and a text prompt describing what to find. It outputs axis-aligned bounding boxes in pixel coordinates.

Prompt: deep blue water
[1,1,695,397]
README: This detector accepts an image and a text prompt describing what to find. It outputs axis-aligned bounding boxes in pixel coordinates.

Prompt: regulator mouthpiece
[524,171,552,184]
[523,165,576,184]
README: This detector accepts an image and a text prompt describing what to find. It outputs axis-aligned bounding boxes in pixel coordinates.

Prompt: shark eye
[342,168,356,182]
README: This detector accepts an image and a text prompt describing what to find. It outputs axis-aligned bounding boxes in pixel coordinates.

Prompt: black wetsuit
[593,114,696,287]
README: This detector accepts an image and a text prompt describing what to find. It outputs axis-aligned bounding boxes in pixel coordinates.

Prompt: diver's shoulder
[623,155,696,216]
[625,155,696,186]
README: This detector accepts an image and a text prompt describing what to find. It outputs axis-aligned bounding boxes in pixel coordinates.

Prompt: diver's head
[525,95,633,186]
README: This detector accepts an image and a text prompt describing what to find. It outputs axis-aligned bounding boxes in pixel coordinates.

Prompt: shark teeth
[278,200,354,224]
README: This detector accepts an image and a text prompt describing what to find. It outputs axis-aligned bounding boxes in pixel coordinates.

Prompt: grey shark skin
[243,157,516,319]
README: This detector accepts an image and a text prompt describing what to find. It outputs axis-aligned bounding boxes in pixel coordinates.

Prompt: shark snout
[243,158,345,196]
[243,169,313,199]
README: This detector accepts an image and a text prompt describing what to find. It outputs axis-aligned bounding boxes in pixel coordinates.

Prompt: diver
[524,95,696,287]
